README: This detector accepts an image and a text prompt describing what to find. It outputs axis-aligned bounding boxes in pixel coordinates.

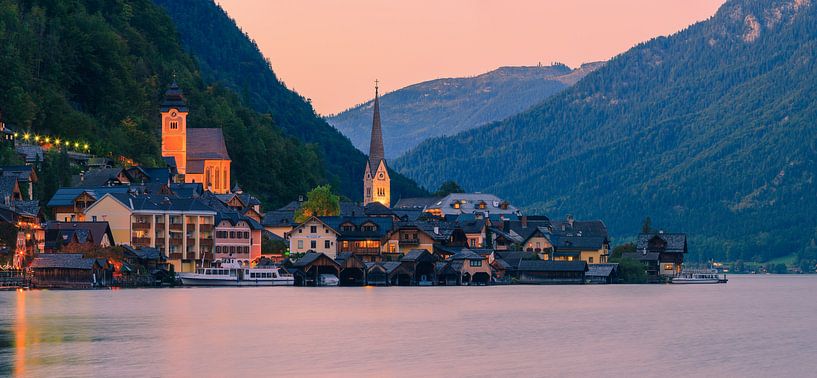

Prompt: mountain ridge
[393,0,817,262]
[327,62,604,158]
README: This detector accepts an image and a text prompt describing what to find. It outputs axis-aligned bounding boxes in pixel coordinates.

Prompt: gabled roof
[186,128,230,161]
[551,218,609,239]
[363,202,395,216]
[393,197,443,210]
[0,175,19,199]
[29,254,99,270]
[72,167,128,187]
[122,245,165,261]
[400,249,436,262]
[0,165,36,182]
[290,252,340,269]
[261,210,296,227]
[319,216,393,240]
[636,233,687,254]
[586,263,619,277]
[449,249,483,261]
[551,235,607,251]
[426,193,519,215]
[45,221,115,247]
[99,193,215,213]
[517,260,588,272]
[47,186,131,207]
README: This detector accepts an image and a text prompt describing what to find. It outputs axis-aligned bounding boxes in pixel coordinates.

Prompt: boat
[179,259,294,286]
[671,270,728,284]
[318,274,339,286]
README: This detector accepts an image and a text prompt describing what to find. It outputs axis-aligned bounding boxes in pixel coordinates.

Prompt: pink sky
[216,0,725,115]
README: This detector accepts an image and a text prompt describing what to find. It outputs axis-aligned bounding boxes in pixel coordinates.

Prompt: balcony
[202,252,214,260]
[200,239,214,248]
[401,238,420,245]
[187,238,197,246]
[169,223,183,231]
[132,237,152,246]
[199,224,213,232]
[186,223,197,230]
[169,253,183,260]
[132,223,151,231]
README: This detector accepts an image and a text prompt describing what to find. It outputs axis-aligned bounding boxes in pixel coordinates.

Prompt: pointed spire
[368,80,385,170]
[161,80,188,112]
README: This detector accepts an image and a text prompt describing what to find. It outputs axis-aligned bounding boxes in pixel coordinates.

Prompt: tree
[641,217,653,234]
[294,185,340,223]
[433,181,464,196]
[616,257,648,284]
[611,242,635,260]
[262,235,288,255]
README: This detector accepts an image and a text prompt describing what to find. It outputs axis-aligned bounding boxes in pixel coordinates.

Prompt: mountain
[394,0,817,263]
[327,62,604,159]
[153,0,427,201]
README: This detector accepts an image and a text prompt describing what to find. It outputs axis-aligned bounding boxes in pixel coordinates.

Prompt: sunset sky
[216,0,726,115]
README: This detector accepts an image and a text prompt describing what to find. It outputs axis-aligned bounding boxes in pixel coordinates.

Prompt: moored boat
[179,259,293,286]
[671,270,727,284]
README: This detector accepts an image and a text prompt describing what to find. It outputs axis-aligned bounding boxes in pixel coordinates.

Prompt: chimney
[521,215,528,228]
[567,214,574,227]
[433,226,439,235]
[298,195,304,203]
[80,172,85,183]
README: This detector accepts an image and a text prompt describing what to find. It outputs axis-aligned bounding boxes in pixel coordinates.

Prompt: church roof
[186,128,230,161]
[161,82,188,112]
[368,86,385,171]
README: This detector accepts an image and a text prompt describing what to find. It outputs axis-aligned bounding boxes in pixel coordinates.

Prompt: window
[170,121,179,130]
[92,216,97,221]
[663,263,674,270]
[469,260,483,267]
[310,226,317,233]
[588,257,594,263]
[229,231,235,239]
[310,240,317,249]
[297,240,303,249]
[343,225,353,232]
[324,240,331,249]
[470,239,476,247]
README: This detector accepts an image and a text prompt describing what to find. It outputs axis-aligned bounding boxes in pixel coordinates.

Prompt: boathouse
[586,263,620,284]
[335,252,367,286]
[398,249,437,285]
[516,260,587,284]
[29,254,112,288]
[286,252,341,286]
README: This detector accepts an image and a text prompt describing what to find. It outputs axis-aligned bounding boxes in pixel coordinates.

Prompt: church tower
[161,82,189,175]
[363,82,391,207]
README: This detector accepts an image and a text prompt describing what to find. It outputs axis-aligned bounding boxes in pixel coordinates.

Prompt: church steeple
[368,81,385,171]
[363,81,390,207]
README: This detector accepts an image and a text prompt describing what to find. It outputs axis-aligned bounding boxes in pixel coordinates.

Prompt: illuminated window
[663,264,674,270]
[469,260,482,267]
[588,257,594,263]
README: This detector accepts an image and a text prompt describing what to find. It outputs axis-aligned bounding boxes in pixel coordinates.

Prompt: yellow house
[287,217,339,258]
[161,82,232,194]
[84,193,216,272]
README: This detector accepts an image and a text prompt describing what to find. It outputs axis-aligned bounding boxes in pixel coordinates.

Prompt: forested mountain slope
[394,0,817,262]
[328,63,603,158]
[154,0,427,200]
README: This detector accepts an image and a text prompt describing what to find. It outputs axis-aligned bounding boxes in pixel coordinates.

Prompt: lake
[1,275,816,377]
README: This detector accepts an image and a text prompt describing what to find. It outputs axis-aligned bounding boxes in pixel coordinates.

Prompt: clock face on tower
[379,172,384,179]
[171,111,177,117]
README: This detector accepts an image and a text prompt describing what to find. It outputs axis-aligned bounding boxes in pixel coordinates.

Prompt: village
[0,83,691,289]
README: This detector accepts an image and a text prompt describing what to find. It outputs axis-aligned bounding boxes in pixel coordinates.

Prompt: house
[0,165,37,200]
[0,175,22,203]
[213,211,264,263]
[285,252,341,286]
[71,167,133,187]
[383,220,463,256]
[83,193,216,273]
[515,260,587,284]
[323,216,393,262]
[29,253,112,288]
[424,193,520,217]
[549,216,610,264]
[160,82,232,193]
[286,217,340,258]
[262,210,296,238]
[586,263,620,284]
[441,249,492,285]
[624,232,688,280]
[43,221,114,253]
[365,261,413,286]
[393,197,443,212]
[47,186,131,222]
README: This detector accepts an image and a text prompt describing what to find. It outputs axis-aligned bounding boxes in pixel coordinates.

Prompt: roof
[1,165,35,182]
[393,197,443,210]
[393,220,456,241]
[103,193,216,213]
[363,202,394,216]
[72,167,127,187]
[339,201,364,217]
[161,82,188,112]
[426,193,519,216]
[262,210,296,227]
[621,251,660,261]
[29,254,98,270]
[47,186,131,207]
[636,233,687,254]
[551,218,609,239]
[367,86,385,172]
[400,249,435,262]
[122,245,165,261]
[11,200,40,216]
[214,210,264,230]
[319,216,394,240]
[45,221,114,246]
[449,249,483,261]
[517,259,588,272]
[142,167,171,184]
[586,263,619,277]
[494,251,539,269]
[0,175,19,199]
[186,128,230,162]
[552,235,607,251]
[290,252,340,269]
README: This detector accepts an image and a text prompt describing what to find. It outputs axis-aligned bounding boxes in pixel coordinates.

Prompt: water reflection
[1,276,817,376]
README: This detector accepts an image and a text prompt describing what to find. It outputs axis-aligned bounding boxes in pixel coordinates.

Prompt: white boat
[179,259,293,286]
[318,274,339,287]
[671,270,728,284]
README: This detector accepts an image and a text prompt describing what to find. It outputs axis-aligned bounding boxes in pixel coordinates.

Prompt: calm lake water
[1,275,816,377]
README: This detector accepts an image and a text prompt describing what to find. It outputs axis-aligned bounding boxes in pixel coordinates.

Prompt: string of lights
[15,131,91,152]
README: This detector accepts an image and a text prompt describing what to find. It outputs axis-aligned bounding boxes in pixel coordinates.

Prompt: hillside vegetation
[153,0,427,201]
[394,0,817,263]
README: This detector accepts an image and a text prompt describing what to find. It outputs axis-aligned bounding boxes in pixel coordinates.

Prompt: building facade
[287,217,339,258]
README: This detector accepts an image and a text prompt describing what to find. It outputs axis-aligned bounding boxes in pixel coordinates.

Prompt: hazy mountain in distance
[327,62,604,158]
